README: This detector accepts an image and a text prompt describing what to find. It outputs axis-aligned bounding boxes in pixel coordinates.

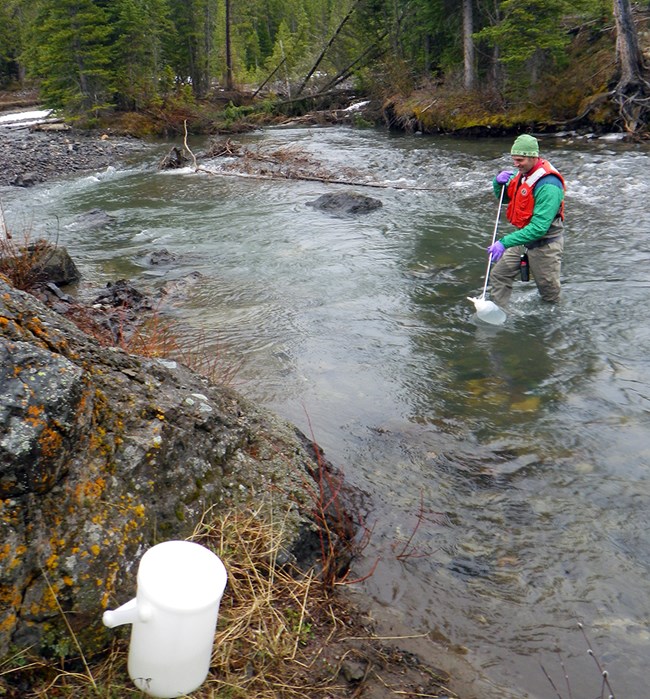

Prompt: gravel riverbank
[0,118,152,187]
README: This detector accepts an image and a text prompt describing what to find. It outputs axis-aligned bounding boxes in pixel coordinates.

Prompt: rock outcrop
[0,276,328,659]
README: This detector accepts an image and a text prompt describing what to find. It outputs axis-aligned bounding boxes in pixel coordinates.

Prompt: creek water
[2,122,649,698]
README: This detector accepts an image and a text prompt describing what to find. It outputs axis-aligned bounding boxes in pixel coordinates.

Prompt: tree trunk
[488,44,503,95]
[295,0,361,97]
[613,0,644,86]
[253,57,287,97]
[424,34,431,75]
[612,0,649,134]
[463,0,476,90]
[485,0,504,96]
[225,0,233,90]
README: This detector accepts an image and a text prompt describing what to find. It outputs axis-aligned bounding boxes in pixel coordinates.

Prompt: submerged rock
[92,278,150,309]
[141,248,182,266]
[307,191,383,216]
[160,145,189,169]
[67,208,116,231]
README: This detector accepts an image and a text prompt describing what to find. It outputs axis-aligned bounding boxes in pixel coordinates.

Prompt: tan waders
[489,236,564,309]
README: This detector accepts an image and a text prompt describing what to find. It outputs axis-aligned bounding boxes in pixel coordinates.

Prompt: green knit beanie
[511,134,539,156]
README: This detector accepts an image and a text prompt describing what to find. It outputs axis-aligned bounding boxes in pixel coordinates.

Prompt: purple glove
[487,241,505,262]
[496,170,513,185]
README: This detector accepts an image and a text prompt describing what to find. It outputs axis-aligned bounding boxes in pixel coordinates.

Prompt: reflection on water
[2,126,649,698]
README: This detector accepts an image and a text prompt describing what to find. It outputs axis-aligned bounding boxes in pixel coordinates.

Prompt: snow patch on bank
[0,109,53,126]
[342,100,370,112]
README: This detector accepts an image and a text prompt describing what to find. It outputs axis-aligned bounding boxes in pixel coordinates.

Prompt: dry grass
[62,300,178,357]
[192,504,349,698]
[62,296,248,386]
[0,208,58,292]
[1,503,351,698]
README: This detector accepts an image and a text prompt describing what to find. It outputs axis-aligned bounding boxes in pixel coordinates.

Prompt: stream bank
[4,102,647,699]
[0,116,496,698]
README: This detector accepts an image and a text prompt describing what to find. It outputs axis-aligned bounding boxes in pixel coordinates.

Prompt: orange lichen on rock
[0,585,22,610]
[0,613,17,635]
[74,477,106,503]
[25,404,45,426]
[38,425,63,459]
[8,545,27,572]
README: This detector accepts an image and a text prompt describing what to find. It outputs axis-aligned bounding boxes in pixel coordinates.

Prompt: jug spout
[103,598,140,628]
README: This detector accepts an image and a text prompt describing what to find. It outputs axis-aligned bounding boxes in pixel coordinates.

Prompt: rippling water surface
[2,124,650,698]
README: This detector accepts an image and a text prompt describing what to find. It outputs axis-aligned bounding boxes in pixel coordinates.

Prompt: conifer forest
[0,0,649,135]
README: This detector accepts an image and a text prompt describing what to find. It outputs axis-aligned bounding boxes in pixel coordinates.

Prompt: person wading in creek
[487,134,566,310]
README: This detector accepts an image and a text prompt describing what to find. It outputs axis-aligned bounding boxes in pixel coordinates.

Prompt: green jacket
[492,176,564,248]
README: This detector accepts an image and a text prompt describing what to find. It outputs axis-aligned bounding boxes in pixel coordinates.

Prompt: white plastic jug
[102,540,227,698]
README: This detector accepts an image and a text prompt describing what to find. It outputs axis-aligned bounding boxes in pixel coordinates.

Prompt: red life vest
[506,159,566,229]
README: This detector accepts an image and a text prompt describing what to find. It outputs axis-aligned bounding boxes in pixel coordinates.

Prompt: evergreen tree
[29,0,114,116]
[1,0,636,132]
[351,0,462,86]
[0,2,19,87]
[473,0,599,92]
[0,0,38,88]
[167,0,218,98]
[109,0,173,109]
[463,0,476,89]
[265,19,297,94]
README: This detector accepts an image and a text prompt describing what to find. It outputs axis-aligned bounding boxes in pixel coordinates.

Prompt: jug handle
[103,598,153,628]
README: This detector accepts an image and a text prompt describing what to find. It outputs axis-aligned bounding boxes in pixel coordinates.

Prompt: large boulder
[30,245,81,286]
[0,243,80,289]
[306,191,383,216]
[0,277,330,660]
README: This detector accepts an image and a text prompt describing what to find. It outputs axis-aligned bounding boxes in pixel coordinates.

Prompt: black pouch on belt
[519,252,530,281]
